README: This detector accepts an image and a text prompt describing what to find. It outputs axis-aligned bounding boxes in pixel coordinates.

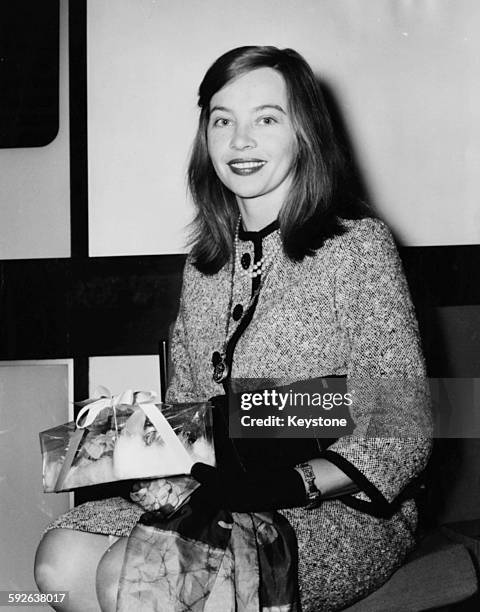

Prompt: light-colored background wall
[0,362,72,606]
[1,0,477,259]
[89,355,161,397]
[0,0,70,261]
[87,0,480,256]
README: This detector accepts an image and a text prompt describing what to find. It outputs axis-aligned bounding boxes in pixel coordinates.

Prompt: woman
[35,46,431,611]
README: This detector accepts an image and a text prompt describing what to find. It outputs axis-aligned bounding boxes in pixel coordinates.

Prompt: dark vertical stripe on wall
[73,356,89,412]
[68,1,91,509]
[69,0,89,259]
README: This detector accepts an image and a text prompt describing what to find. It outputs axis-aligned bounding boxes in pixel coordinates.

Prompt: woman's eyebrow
[254,104,286,114]
[210,105,231,114]
[209,104,287,114]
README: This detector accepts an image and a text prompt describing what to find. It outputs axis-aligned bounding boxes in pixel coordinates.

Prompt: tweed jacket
[165,216,432,610]
[166,216,430,497]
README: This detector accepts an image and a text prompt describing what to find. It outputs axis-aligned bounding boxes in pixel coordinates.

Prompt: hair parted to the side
[188,45,370,274]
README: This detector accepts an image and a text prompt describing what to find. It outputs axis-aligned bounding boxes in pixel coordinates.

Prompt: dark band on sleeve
[321,449,394,518]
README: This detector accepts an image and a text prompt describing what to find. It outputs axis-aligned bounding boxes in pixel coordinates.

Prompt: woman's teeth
[228,160,266,175]
[230,161,265,169]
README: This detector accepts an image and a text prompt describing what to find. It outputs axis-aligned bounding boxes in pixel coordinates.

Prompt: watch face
[297,463,322,508]
[301,463,314,484]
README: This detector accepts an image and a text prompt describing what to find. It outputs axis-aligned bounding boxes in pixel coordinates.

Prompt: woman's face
[207,67,297,210]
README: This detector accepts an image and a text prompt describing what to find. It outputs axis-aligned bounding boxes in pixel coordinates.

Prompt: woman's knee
[34,528,114,612]
[96,537,127,612]
[34,529,73,593]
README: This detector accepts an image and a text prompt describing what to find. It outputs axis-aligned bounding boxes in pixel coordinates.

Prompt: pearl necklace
[234,218,282,278]
[211,217,281,384]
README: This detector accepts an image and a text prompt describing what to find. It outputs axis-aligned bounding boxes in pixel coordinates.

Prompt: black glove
[190,462,311,513]
[208,394,326,473]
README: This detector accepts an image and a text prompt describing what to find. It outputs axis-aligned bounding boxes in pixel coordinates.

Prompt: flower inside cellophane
[40,401,215,493]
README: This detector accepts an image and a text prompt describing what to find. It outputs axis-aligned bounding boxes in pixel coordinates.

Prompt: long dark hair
[188,46,369,274]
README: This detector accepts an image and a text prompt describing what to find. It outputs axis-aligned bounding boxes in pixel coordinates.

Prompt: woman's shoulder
[321,216,412,310]
[314,217,407,294]
[338,216,396,250]
[325,216,399,266]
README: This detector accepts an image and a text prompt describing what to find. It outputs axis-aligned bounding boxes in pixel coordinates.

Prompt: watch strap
[296,462,322,509]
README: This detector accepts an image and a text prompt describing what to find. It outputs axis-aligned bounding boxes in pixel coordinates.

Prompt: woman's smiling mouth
[227,159,267,175]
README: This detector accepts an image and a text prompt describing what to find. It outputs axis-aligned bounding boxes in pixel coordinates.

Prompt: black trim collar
[238,219,279,242]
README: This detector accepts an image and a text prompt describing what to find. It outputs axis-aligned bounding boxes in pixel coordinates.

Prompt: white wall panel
[0,1,70,260]
[89,355,161,398]
[87,0,479,254]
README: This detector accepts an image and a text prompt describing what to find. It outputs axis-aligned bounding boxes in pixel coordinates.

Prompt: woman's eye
[258,116,278,125]
[212,117,231,127]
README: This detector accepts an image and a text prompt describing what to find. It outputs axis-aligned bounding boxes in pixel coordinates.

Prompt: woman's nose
[230,124,256,150]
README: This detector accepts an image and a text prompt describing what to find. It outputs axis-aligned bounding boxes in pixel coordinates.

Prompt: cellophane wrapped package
[40,391,215,496]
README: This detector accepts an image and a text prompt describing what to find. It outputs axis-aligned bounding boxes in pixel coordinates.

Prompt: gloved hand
[190,462,312,513]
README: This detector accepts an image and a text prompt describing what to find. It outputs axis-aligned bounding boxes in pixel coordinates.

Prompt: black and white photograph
[1,1,480,610]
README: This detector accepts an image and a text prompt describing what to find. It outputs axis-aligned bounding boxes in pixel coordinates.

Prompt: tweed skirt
[45,495,416,611]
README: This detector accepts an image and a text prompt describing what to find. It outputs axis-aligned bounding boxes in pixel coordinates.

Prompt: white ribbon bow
[75,386,158,428]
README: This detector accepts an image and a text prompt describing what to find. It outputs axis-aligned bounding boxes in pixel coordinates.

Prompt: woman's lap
[42,496,416,612]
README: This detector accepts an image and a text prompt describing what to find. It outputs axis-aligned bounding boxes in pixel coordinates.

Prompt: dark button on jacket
[232,304,244,321]
[241,253,251,269]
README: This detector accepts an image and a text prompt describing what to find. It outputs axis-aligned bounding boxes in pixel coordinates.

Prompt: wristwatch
[296,462,322,509]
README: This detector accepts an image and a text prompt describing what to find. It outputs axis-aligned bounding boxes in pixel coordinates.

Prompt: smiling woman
[35,46,431,612]
[206,67,297,230]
